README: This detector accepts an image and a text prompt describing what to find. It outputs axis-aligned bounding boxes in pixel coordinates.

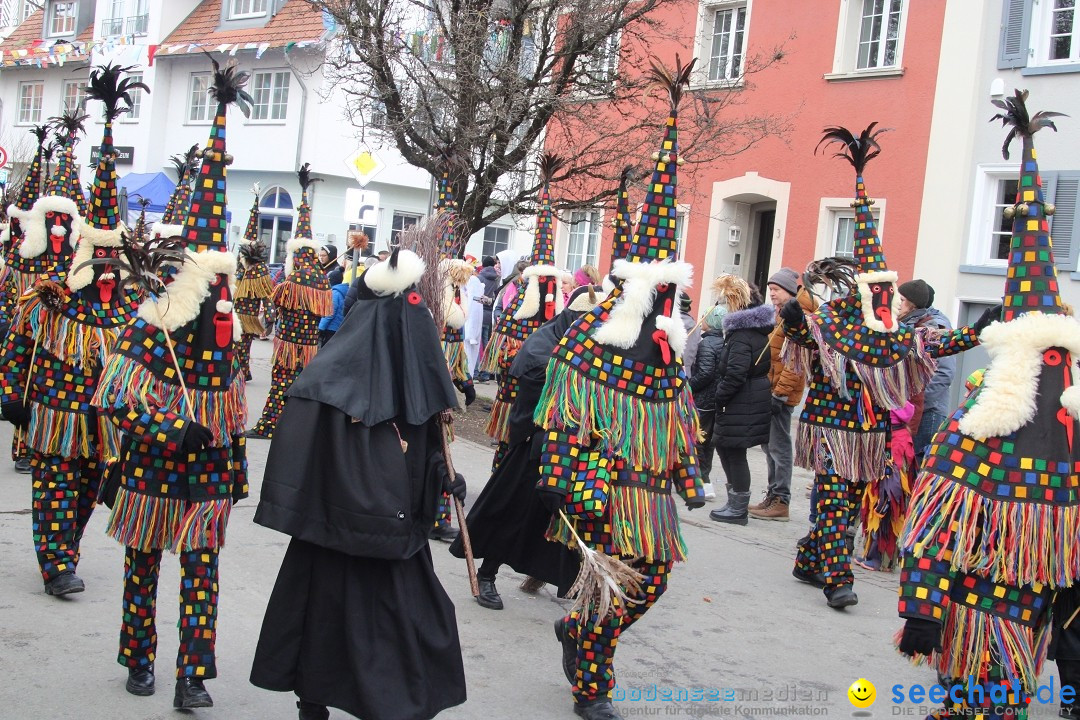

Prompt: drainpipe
[291,66,309,171]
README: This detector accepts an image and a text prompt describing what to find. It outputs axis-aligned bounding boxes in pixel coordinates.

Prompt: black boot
[125,666,154,696]
[174,678,213,708]
[44,570,85,596]
[554,617,578,684]
[476,576,503,610]
[297,700,330,720]
[574,698,624,719]
[709,491,750,525]
[825,585,859,609]
[792,567,826,588]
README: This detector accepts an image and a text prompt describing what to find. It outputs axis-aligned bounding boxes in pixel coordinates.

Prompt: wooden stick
[439,409,479,597]
[158,319,197,420]
[22,333,40,404]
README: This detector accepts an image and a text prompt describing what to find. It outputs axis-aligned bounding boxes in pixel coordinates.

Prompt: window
[230,0,267,18]
[125,72,143,120]
[251,70,290,121]
[827,0,908,78]
[565,210,601,271]
[856,0,902,69]
[260,187,294,264]
[833,214,856,259]
[49,1,76,36]
[816,197,884,264]
[347,223,377,249]
[188,73,211,123]
[1018,0,1080,69]
[18,81,43,124]
[482,226,509,257]
[968,166,1080,271]
[128,0,148,35]
[578,32,620,91]
[708,4,746,81]
[101,0,123,35]
[22,1,35,21]
[61,80,87,113]
[391,212,423,246]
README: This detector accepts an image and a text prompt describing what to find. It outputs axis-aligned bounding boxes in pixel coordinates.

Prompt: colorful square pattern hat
[152,144,200,240]
[609,165,635,267]
[239,183,260,245]
[274,163,330,315]
[434,157,461,259]
[2,125,48,264]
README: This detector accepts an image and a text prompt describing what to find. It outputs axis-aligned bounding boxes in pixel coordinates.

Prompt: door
[752,210,775,292]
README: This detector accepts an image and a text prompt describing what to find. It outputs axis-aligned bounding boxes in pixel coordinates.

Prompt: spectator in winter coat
[749,268,819,522]
[318,282,349,345]
[474,257,501,381]
[707,275,775,526]
[689,304,728,501]
[897,279,955,460]
[679,292,701,375]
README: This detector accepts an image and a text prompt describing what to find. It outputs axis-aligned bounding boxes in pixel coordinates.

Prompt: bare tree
[312,0,793,250]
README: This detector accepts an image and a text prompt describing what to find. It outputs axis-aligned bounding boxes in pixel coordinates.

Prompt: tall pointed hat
[22,109,88,265]
[992,89,1067,321]
[609,165,635,266]
[153,144,199,238]
[3,124,48,253]
[241,182,260,243]
[273,162,331,317]
[434,157,461,259]
[43,109,89,217]
[528,152,559,267]
[181,59,245,254]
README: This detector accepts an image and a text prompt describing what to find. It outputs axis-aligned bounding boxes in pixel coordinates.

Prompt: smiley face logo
[848,678,876,708]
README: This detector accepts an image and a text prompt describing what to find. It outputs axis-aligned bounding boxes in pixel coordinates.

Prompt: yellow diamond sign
[344,148,386,187]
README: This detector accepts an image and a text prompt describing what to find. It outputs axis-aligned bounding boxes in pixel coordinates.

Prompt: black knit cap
[898,279,933,309]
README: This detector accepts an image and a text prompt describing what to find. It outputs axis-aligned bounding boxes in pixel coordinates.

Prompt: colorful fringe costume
[0,86,146,591]
[897,91,1080,716]
[856,403,915,571]
[93,60,248,686]
[783,125,979,607]
[482,154,566,459]
[534,57,705,714]
[248,165,330,439]
[235,189,273,382]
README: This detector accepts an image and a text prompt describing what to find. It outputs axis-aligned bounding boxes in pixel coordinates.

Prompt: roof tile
[161,0,325,51]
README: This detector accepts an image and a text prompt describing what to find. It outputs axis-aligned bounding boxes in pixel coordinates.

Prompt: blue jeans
[913,409,948,460]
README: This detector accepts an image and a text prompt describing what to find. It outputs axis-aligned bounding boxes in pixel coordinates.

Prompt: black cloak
[251,263,466,720]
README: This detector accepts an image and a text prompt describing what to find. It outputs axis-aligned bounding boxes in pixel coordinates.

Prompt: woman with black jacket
[688,304,728,500]
[707,276,774,525]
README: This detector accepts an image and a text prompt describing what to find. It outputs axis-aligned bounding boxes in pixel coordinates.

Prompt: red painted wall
[547,0,946,289]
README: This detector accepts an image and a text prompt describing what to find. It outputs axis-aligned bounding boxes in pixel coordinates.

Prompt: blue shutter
[1047,172,1080,271]
[998,0,1032,70]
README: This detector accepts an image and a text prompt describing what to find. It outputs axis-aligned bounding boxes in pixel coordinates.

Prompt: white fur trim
[67,221,127,290]
[601,274,616,295]
[33,195,80,216]
[363,249,426,296]
[1063,385,1080,420]
[567,286,600,312]
[594,259,694,349]
[285,236,323,277]
[513,270,565,321]
[521,264,561,280]
[151,222,183,239]
[655,312,688,356]
[23,194,81,258]
[13,204,45,258]
[855,270,900,333]
[959,311,1080,439]
[217,300,233,313]
[137,250,238,332]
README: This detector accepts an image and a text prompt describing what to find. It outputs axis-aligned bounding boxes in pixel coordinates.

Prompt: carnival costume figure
[234,185,273,382]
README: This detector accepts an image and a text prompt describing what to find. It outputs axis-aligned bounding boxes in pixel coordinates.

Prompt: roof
[0,10,96,68]
[159,0,327,57]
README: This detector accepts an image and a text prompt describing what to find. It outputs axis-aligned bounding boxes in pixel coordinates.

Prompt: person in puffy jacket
[318,281,349,345]
[707,276,774,526]
[688,304,727,500]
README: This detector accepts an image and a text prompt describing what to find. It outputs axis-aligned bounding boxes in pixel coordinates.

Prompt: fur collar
[593,259,694,355]
[363,249,426,296]
[722,303,775,332]
[137,250,239,333]
[513,264,565,321]
[959,311,1080,439]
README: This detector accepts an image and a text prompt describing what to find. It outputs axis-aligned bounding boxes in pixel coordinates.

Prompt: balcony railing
[100,14,149,37]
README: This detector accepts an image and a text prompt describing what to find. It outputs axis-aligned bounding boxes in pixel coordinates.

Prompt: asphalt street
[0,339,1064,719]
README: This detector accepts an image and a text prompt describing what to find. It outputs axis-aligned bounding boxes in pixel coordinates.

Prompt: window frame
[250,69,291,122]
[967,164,1020,268]
[188,72,212,124]
[1030,0,1080,68]
[692,0,751,88]
[707,3,747,83]
[48,0,77,37]
[855,0,904,70]
[122,72,143,122]
[576,29,621,95]
[826,0,910,79]
[390,211,424,246]
[60,79,87,113]
[815,196,887,263]
[564,209,603,271]
[17,80,44,125]
[482,225,510,258]
[230,0,268,20]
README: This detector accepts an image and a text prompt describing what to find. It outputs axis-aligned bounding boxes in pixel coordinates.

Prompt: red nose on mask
[213,286,232,349]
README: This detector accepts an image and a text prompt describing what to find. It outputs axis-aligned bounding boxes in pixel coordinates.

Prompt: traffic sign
[344,188,380,226]
[343,147,385,187]
[0,146,8,169]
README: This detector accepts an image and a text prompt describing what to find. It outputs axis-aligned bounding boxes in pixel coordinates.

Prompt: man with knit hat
[246,163,331,439]
[92,57,249,708]
[749,267,817,522]
[535,57,705,720]
[0,65,144,596]
[897,278,955,459]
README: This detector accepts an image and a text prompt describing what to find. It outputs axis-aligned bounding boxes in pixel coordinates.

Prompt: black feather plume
[646,54,697,110]
[30,124,49,148]
[990,88,1067,160]
[538,153,566,184]
[74,231,187,299]
[239,239,269,264]
[297,162,322,191]
[87,63,150,122]
[205,53,254,118]
[816,123,889,174]
[48,109,89,145]
[803,257,859,298]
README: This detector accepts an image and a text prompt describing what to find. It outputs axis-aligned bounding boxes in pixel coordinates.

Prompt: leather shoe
[126,666,154,696]
[44,571,85,596]
[554,617,578,684]
[475,577,503,610]
[297,700,330,720]
[792,567,826,589]
[429,525,460,543]
[14,457,31,474]
[826,585,859,609]
[243,429,270,439]
[574,699,624,719]
[174,678,213,708]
